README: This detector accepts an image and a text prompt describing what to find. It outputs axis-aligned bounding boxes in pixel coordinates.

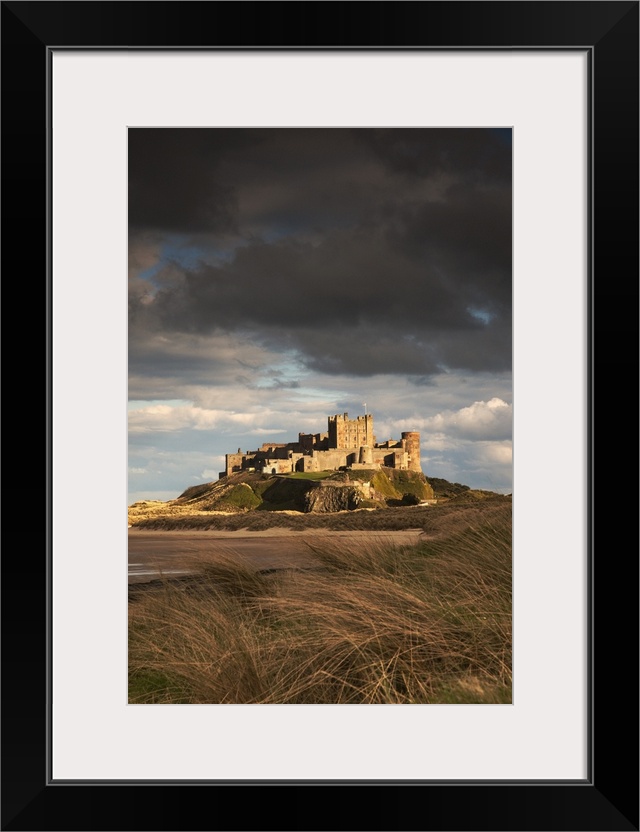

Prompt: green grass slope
[129,468,504,528]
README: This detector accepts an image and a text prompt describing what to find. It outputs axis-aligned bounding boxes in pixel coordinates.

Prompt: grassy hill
[129,468,507,529]
[425,477,507,502]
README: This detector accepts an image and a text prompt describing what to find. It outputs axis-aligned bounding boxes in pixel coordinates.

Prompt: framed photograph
[4,2,637,830]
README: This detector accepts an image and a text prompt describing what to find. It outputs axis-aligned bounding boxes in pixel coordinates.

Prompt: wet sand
[128,528,425,583]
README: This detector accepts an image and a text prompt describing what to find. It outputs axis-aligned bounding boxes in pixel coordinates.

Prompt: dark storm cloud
[388,184,512,271]
[129,127,372,236]
[128,129,259,233]
[130,128,511,237]
[359,127,512,185]
[129,127,511,377]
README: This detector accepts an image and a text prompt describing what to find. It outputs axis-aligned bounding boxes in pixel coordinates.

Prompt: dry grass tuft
[129,504,511,704]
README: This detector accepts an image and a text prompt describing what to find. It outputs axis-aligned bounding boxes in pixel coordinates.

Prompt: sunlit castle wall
[401,431,421,472]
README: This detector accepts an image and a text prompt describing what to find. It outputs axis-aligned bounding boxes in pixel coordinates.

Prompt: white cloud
[471,440,513,466]
[128,405,261,433]
[129,403,326,437]
[419,432,458,452]
[200,461,224,481]
[251,428,288,435]
[400,397,512,441]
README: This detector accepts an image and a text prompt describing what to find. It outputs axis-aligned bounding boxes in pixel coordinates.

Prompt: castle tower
[401,431,422,472]
[328,412,374,449]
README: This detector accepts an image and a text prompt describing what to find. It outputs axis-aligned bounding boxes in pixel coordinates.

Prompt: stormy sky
[128,128,512,503]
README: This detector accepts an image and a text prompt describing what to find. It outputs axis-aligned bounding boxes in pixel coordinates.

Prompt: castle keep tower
[328,412,374,449]
[401,431,421,472]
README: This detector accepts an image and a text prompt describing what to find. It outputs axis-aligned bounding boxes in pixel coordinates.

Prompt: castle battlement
[221,412,421,478]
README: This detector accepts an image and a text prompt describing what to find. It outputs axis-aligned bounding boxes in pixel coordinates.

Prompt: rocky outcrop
[303,485,362,513]
[130,468,441,527]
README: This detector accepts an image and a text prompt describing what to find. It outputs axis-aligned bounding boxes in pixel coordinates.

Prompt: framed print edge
[3,1,638,831]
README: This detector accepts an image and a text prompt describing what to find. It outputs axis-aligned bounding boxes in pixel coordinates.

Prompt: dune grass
[129,503,511,704]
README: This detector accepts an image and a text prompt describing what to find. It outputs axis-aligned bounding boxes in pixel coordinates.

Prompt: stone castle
[221,412,421,478]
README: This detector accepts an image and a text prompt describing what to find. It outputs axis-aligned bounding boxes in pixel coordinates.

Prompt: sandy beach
[128,528,425,583]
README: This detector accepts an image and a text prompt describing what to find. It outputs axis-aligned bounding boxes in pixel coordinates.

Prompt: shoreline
[128,528,427,584]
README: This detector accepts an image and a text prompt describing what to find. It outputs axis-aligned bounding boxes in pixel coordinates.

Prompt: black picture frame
[3,2,638,830]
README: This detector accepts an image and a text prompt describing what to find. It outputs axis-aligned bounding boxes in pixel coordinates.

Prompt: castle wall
[369,447,409,469]
[225,453,244,476]
[301,455,319,472]
[222,414,421,477]
[309,449,358,470]
[298,432,329,452]
[376,438,402,449]
[387,450,408,468]
[371,449,388,467]
[261,458,295,475]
